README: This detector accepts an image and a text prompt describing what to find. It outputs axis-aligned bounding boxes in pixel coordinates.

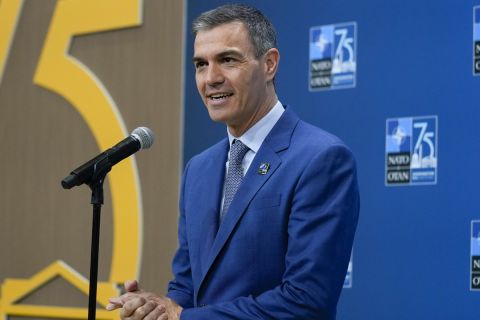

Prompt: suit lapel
[197,107,299,292]
[205,144,281,269]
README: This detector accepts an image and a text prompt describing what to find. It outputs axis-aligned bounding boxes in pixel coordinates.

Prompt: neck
[228,93,278,137]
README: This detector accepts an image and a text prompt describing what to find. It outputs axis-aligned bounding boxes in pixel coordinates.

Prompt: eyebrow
[192,49,244,64]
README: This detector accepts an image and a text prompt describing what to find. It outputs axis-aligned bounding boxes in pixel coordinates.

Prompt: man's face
[193,22,273,134]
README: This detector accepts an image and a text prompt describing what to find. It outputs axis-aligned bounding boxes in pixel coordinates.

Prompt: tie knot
[229,140,249,165]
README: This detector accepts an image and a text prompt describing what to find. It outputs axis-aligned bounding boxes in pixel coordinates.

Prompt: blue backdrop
[183,1,480,318]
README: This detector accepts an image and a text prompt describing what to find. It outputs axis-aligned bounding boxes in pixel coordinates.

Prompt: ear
[263,48,280,81]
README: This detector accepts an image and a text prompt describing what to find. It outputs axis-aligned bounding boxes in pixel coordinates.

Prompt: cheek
[195,71,206,89]
[195,76,202,92]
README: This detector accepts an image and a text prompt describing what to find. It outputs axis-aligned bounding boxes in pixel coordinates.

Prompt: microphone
[61,127,154,189]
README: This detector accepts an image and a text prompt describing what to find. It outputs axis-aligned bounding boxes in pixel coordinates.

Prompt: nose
[205,64,224,87]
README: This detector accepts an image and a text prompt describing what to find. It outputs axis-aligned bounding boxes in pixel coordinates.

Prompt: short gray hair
[192,4,277,58]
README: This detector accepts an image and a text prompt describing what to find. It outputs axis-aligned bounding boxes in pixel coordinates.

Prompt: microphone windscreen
[132,127,154,149]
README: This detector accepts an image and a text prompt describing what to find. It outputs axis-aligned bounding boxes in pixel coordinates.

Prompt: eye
[194,61,207,69]
[222,57,235,64]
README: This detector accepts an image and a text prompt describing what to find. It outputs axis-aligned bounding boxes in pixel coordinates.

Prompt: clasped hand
[106,280,182,320]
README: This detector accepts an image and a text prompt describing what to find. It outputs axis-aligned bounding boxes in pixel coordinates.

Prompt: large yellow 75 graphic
[0,0,144,284]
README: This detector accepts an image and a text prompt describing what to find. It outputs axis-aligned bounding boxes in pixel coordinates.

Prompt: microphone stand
[61,127,154,319]
[85,156,112,320]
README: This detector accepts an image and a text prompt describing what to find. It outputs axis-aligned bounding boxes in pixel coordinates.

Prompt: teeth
[210,93,231,99]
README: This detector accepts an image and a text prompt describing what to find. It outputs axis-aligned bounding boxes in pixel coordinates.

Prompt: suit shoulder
[293,120,351,153]
[286,120,357,177]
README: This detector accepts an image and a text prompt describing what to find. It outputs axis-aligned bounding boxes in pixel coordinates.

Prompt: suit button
[199,303,207,307]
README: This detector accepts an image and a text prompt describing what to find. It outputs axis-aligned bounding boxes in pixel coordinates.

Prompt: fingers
[106,287,173,320]
[106,279,140,311]
[157,312,169,320]
[107,296,126,310]
[107,292,135,310]
[120,297,147,318]
[124,279,139,292]
[143,305,167,320]
[106,302,121,311]
[120,298,167,320]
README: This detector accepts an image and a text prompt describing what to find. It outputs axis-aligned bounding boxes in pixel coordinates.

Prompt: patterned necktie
[220,139,249,223]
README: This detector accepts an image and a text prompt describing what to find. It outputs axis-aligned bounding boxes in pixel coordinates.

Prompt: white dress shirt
[226,100,285,175]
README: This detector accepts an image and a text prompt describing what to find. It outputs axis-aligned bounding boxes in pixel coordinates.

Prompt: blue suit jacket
[167,107,360,319]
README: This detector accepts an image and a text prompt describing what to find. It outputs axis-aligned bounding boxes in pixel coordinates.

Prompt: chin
[206,108,230,124]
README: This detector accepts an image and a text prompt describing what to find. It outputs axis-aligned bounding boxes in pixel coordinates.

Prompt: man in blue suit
[107,4,359,319]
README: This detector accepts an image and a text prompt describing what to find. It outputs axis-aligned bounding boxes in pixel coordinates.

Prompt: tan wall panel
[0,0,184,312]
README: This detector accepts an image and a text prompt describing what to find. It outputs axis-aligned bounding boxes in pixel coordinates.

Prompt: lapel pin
[257,162,270,175]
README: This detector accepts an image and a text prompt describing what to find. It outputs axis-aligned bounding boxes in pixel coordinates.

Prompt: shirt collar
[227,100,285,153]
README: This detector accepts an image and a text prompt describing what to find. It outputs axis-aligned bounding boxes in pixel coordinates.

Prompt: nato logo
[309,22,356,90]
[343,258,353,288]
[474,6,480,75]
[386,116,438,185]
[471,220,480,290]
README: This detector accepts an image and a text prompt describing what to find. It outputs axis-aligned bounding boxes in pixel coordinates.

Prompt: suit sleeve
[180,144,360,319]
[167,160,195,308]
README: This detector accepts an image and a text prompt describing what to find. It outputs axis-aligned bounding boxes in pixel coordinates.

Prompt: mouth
[207,92,234,101]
